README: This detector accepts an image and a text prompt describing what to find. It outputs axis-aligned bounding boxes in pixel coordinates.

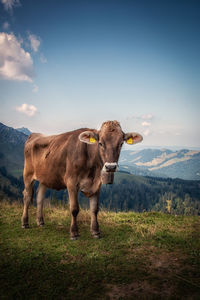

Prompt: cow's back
[23,129,90,190]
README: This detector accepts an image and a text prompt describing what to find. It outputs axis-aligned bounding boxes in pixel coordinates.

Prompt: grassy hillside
[0,202,199,299]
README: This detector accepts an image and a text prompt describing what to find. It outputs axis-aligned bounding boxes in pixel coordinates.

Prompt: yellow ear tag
[126,137,133,144]
[89,137,96,143]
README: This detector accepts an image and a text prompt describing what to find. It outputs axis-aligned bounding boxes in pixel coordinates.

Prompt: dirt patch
[148,248,183,271]
[129,245,185,268]
[106,280,174,300]
[105,246,193,299]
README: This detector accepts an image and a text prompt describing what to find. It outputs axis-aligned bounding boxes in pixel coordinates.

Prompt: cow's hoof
[22,224,29,229]
[37,218,45,227]
[93,233,101,239]
[37,223,45,227]
[70,233,80,240]
[70,236,79,241]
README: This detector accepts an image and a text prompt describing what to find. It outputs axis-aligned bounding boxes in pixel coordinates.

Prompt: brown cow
[22,121,143,239]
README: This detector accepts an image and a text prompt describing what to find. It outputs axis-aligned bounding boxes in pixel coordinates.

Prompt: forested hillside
[1,167,199,215]
[0,122,27,177]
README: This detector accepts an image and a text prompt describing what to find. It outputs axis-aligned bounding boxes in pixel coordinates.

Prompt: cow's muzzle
[103,162,118,173]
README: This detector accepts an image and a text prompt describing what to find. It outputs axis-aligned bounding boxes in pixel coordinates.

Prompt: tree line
[0,167,200,215]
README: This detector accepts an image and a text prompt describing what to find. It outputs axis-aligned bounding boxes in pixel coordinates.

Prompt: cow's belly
[34,168,66,190]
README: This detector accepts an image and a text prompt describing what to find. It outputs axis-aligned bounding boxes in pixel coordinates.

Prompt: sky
[0,0,200,149]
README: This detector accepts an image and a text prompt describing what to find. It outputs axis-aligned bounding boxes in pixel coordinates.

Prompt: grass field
[0,202,200,299]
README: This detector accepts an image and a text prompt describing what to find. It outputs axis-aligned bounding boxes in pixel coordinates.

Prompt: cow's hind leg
[36,183,46,226]
[68,183,80,240]
[89,192,100,238]
[22,180,34,228]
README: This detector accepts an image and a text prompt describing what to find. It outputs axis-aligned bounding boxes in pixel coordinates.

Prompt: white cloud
[28,33,41,52]
[40,53,47,63]
[141,114,153,120]
[142,121,151,127]
[32,84,38,93]
[0,32,34,82]
[15,103,37,117]
[143,128,151,136]
[126,113,154,122]
[175,132,181,136]
[2,21,10,30]
[1,0,20,11]
[141,115,153,136]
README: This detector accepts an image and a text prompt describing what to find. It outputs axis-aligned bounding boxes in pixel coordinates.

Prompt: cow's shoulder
[26,133,44,144]
[24,134,52,158]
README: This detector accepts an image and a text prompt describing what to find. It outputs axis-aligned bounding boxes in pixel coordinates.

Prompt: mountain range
[0,121,199,180]
[119,149,200,180]
[0,122,28,177]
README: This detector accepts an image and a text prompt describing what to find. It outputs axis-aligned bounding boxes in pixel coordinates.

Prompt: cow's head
[79,121,143,182]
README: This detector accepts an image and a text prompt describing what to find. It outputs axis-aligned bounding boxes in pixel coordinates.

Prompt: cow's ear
[124,132,143,145]
[79,131,99,144]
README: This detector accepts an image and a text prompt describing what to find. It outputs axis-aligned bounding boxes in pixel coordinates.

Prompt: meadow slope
[0,202,199,299]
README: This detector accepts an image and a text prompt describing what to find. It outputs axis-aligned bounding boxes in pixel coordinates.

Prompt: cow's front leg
[89,192,100,238]
[68,185,80,240]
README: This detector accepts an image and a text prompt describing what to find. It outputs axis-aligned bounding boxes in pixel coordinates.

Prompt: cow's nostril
[104,163,117,172]
[111,165,117,171]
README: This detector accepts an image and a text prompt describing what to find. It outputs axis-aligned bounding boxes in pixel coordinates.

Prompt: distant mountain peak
[0,122,28,145]
[16,127,32,136]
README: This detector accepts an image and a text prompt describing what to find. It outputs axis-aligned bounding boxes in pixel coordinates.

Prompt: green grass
[0,202,200,299]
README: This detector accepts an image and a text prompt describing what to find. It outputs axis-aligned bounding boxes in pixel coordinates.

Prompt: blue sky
[0,0,200,148]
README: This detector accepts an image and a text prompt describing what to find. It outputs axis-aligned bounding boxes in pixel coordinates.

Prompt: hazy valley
[119,148,200,180]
